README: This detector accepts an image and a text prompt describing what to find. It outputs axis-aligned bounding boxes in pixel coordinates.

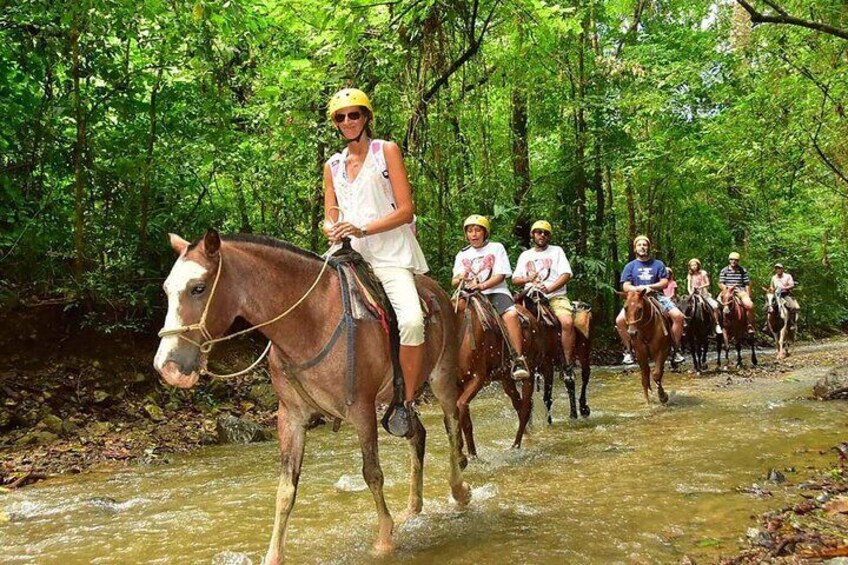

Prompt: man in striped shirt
[719,251,755,334]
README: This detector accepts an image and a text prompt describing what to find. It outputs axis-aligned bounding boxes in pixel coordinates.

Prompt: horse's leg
[351,410,394,556]
[432,386,472,505]
[543,365,554,424]
[563,362,578,420]
[654,350,669,404]
[578,356,591,417]
[736,339,743,368]
[636,350,651,404]
[501,377,523,414]
[400,416,426,520]
[511,379,534,449]
[750,334,758,366]
[263,408,306,565]
[456,375,484,459]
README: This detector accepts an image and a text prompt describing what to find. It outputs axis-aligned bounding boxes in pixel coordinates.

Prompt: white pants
[372,266,425,346]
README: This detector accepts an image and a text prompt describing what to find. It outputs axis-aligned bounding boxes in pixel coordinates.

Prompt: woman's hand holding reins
[328,221,365,242]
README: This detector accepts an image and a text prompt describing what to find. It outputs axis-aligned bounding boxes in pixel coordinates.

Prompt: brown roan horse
[620,289,671,404]
[454,291,537,455]
[153,231,470,565]
[718,290,758,368]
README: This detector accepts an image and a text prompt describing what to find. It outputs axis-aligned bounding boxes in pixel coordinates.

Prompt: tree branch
[735,0,848,41]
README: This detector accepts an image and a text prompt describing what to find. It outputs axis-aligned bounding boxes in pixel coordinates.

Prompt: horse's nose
[627,327,637,337]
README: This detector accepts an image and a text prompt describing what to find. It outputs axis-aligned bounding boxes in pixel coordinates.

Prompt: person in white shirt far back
[451,215,530,381]
[512,220,576,372]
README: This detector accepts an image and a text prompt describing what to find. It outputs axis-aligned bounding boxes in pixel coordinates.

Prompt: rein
[157,247,334,379]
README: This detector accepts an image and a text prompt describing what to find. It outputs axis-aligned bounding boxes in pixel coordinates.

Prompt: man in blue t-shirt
[615,235,685,365]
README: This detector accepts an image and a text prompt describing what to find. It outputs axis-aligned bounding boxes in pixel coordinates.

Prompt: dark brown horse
[454,291,538,455]
[620,289,672,404]
[521,289,593,423]
[719,290,758,368]
[153,231,469,564]
[681,292,719,374]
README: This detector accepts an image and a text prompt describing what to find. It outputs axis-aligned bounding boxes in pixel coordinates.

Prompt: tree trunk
[574,18,589,256]
[140,60,163,253]
[624,174,637,261]
[310,104,326,252]
[71,2,87,279]
[511,87,531,243]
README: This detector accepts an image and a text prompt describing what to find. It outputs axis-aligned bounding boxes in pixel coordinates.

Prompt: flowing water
[3,363,847,564]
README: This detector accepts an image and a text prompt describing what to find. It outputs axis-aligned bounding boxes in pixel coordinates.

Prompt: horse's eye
[191,284,206,296]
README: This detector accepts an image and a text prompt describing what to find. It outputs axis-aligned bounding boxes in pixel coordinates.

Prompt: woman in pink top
[687,259,723,335]
[663,268,678,298]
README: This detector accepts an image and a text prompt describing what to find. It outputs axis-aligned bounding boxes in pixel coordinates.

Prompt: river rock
[38,414,64,435]
[215,413,272,444]
[813,365,848,400]
[767,468,786,483]
[247,384,278,411]
[16,430,58,446]
[144,404,166,422]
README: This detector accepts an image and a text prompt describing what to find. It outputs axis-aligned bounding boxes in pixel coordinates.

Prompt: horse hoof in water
[580,404,591,418]
[458,454,469,471]
[371,540,394,558]
[452,482,472,506]
[658,388,669,404]
[569,411,578,420]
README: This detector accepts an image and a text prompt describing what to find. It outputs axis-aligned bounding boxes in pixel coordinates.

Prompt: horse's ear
[615,290,627,297]
[169,233,189,256]
[638,287,648,295]
[203,229,221,258]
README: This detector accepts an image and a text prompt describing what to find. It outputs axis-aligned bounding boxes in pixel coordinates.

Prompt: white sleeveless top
[328,139,429,274]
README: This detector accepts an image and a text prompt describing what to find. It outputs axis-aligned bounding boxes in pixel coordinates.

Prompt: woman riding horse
[322,88,428,436]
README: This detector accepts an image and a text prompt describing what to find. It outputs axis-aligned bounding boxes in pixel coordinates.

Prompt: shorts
[372,266,425,346]
[656,295,676,312]
[549,296,573,317]
[486,292,516,316]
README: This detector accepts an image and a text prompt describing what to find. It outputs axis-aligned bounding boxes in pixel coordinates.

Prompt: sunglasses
[333,110,362,123]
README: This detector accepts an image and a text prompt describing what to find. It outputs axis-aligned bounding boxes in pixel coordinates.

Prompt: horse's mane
[190,233,324,262]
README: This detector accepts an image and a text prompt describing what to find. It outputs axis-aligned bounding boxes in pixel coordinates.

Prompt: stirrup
[511,356,530,381]
[382,402,417,438]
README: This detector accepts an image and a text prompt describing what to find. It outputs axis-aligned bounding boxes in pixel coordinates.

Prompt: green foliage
[0,0,846,334]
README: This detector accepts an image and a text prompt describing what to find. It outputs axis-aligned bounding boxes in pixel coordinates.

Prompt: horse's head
[153,229,235,389]
[621,288,648,336]
[764,291,775,314]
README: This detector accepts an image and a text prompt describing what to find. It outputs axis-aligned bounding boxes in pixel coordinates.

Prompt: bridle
[157,238,335,378]
[625,292,654,327]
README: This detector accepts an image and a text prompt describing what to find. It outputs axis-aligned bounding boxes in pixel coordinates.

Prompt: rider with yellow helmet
[322,87,427,436]
[452,215,531,381]
[512,220,577,371]
[719,251,755,333]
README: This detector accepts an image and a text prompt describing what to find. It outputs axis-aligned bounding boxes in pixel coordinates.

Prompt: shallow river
[3,363,846,564]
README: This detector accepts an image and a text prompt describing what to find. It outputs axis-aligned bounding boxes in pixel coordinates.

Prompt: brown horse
[153,231,470,565]
[521,289,593,423]
[719,290,758,368]
[454,291,537,455]
[620,289,672,404]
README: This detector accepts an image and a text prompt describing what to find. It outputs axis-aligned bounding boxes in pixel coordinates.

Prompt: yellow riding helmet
[633,235,651,248]
[728,251,741,260]
[530,220,552,234]
[463,214,491,234]
[328,88,373,118]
